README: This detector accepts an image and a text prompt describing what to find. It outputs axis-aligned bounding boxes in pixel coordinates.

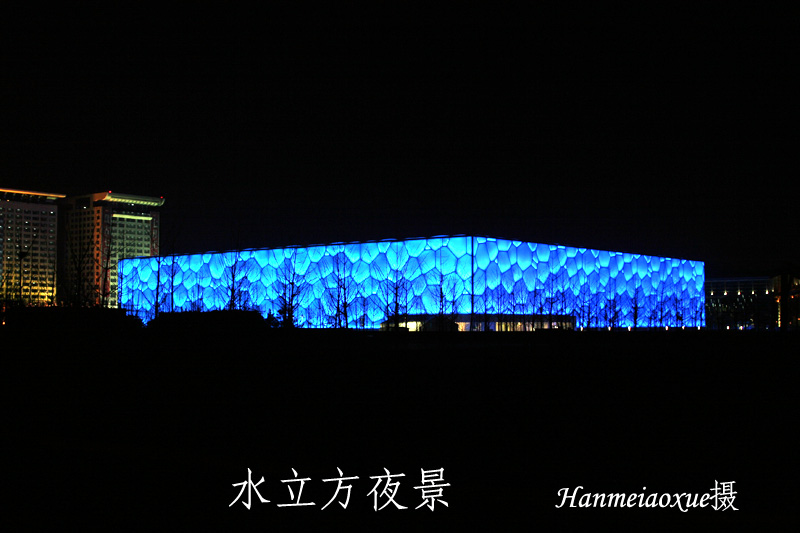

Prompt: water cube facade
[119,236,705,328]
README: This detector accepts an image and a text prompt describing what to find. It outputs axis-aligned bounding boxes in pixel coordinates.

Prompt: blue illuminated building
[119,235,705,329]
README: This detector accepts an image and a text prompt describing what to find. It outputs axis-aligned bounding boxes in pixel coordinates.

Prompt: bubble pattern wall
[119,236,705,328]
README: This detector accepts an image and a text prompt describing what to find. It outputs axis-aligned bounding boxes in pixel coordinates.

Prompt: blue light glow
[119,236,705,328]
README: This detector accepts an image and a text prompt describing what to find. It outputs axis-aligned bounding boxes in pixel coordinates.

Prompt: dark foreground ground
[5,321,797,529]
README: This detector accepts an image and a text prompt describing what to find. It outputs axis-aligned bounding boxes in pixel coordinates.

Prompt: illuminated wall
[119,236,705,328]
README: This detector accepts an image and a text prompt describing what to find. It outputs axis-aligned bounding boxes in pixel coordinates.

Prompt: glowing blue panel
[485,262,501,291]
[418,250,436,275]
[448,236,468,258]
[516,244,532,270]
[486,239,499,261]
[535,244,549,263]
[473,268,486,297]
[456,254,472,281]
[565,257,578,277]
[119,235,705,329]
[475,243,490,270]
[439,247,456,275]
[511,263,523,283]
[411,275,427,297]
[522,266,537,292]
[404,257,421,280]
[497,251,510,273]
[352,261,369,284]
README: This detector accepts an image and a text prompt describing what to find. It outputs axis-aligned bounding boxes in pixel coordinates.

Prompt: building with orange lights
[0,188,65,306]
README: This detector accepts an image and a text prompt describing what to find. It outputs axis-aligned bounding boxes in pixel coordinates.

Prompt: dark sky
[2,8,798,277]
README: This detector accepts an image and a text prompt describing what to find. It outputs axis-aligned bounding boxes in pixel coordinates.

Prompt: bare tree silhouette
[275,249,309,328]
[326,251,356,328]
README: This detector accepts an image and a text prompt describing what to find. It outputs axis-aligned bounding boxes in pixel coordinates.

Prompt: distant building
[119,235,705,329]
[705,277,777,330]
[705,274,800,331]
[0,188,64,306]
[380,313,577,332]
[774,272,800,330]
[59,192,164,307]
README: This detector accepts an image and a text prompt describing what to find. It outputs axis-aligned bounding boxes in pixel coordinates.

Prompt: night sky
[5,11,798,528]
[3,8,797,277]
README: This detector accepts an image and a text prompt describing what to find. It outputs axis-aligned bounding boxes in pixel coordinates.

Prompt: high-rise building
[59,192,164,307]
[0,188,65,306]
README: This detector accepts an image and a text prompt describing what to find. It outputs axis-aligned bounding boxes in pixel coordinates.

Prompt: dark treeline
[6,309,795,529]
